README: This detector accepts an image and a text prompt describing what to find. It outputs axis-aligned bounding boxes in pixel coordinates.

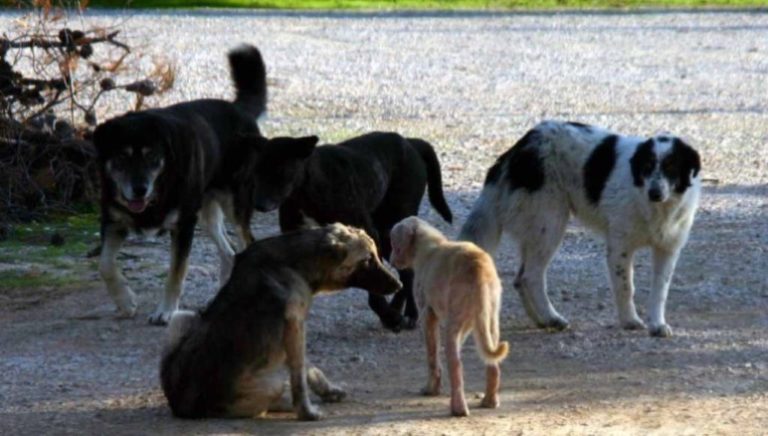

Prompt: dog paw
[401,315,418,330]
[537,316,570,332]
[480,395,500,409]
[320,387,346,403]
[649,324,673,338]
[113,291,138,319]
[450,406,470,417]
[620,317,647,331]
[148,310,173,326]
[420,383,440,396]
[380,314,404,333]
[297,404,323,421]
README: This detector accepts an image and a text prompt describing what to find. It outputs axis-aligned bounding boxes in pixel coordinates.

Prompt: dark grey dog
[160,224,402,420]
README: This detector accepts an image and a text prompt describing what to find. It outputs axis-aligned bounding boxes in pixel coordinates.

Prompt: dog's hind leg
[606,239,645,331]
[149,219,195,325]
[511,203,570,331]
[421,307,442,396]
[307,366,346,403]
[99,223,136,317]
[201,199,236,284]
[445,325,469,417]
[228,368,285,418]
[165,310,198,348]
[647,246,681,337]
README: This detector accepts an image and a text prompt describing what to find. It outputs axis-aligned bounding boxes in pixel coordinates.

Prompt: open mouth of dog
[121,195,153,214]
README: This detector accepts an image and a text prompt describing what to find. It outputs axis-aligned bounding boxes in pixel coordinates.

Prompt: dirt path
[2,8,767,436]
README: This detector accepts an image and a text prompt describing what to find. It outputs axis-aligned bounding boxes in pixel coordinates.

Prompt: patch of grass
[0,213,99,291]
[0,268,82,290]
[87,0,768,9]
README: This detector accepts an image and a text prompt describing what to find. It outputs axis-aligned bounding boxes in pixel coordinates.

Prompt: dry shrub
[1,0,176,222]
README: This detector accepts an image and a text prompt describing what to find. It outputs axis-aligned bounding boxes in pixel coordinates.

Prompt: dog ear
[240,133,268,153]
[672,138,701,193]
[292,136,319,159]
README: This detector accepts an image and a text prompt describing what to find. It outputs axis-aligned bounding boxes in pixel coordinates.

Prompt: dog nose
[648,189,663,202]
[132,184,148,198]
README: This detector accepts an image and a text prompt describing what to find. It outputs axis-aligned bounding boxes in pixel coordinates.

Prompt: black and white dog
[93,44,285,324]
[460,121,701,337]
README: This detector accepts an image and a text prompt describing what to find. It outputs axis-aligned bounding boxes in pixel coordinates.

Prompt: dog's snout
[132,183,149,199]
[648,188,663,202]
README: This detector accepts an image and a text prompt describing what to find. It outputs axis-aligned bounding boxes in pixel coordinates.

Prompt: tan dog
[390,216,509,417]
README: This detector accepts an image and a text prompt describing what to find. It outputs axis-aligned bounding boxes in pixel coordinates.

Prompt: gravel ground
[1,8,767,435]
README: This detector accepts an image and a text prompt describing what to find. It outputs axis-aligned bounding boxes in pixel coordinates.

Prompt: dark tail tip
[228,44,267,117]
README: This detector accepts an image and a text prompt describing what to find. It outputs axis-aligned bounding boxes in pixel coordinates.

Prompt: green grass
[0,213,99,290]
[0,268,82,289]
[86,0,768,9]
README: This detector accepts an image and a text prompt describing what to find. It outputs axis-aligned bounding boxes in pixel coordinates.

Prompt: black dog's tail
[408,138,453,224]
[228,44,267,118]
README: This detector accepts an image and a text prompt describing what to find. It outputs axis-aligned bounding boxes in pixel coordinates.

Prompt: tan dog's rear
[390,216,508,417]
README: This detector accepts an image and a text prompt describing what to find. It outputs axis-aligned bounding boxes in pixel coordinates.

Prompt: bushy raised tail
[408,137,453,223]
[228,44,267,118]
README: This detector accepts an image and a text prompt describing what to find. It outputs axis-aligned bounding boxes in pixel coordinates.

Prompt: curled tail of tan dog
[473,286,509,364]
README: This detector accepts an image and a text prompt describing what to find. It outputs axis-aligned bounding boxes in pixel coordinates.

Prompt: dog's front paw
[401,315,418,330]
[450,404,469,417]
[297,404,323,421]
[480,394,500,409]
[148,309,173,326]
[649,323,673,338]
[320,386,346,403]
[620,316,647,331]
[380,313,405,333]
[113,289,138,319]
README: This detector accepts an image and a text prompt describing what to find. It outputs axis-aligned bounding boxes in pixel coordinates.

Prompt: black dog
[236,131,453,331]
[94,44,284,325]
[161,224,402,420]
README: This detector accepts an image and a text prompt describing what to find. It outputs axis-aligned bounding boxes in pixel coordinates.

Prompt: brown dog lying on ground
[390,216,509,417]
[160,224,402,420]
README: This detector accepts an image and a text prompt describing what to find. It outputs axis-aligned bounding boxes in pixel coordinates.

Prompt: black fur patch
[485,129,544,193]
[583,135,618,205]
[664,138,701,194]
[629,139,656,187]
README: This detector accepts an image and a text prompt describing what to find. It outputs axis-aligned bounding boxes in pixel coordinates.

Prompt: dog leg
[512,212,570,331]
[480,364,501,408]
[388,269,418,330]
[202,200,236,284]
[606,241,645,330]
[514,255,569,331]
[99,223,136,317]
[369,294,405,332]
[421,307,442,396]
[647,247,680,337]
[307,366,346,403]
[446,327,469,417]
[284,317,321,421]
[149,220,195,325]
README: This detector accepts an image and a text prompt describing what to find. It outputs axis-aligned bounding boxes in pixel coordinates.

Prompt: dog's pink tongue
[127,199,147,213]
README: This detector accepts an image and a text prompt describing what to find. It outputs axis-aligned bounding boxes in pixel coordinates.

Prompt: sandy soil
[1,8,767,436]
